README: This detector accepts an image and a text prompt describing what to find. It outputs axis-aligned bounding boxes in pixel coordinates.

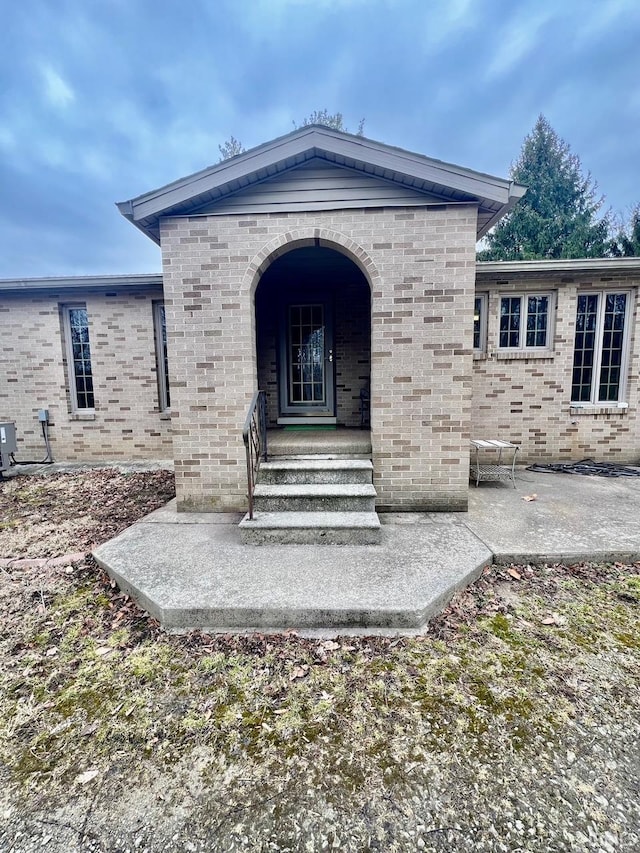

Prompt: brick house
[1,126,638,515]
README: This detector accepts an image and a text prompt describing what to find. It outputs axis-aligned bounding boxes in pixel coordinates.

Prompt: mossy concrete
[94,505,491,634]
[93,468,640,635]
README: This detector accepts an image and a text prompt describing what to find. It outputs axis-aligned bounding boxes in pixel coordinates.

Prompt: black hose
[9,421,53,465]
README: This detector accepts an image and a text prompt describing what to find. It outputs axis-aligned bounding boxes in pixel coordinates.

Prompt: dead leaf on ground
[289,664,309,681]
[507,568,522,580]
[75,769,100,785]
[523,493,538,502]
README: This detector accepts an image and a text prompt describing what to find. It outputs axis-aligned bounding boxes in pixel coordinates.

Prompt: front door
[278,300,335,420]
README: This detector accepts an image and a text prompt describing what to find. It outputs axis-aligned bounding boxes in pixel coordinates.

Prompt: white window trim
[498,291,555,352]
[153,301,170,413]
[570,290,632,407]
[473,292,488,356]
[62,303,95,414]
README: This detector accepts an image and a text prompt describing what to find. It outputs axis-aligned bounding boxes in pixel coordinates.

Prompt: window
[63,305,94,411]
[499,293,552,350]
[153,301,170,411]
[473,294,488,353]
[571,292,630,405]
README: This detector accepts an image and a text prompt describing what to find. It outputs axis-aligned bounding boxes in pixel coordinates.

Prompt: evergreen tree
[609,205,640,256]
[479,116,610,260]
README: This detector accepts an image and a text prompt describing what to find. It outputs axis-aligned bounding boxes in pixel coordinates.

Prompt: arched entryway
[254,245,371,428]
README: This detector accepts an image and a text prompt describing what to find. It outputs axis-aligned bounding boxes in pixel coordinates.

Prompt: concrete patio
[92,465,640,636]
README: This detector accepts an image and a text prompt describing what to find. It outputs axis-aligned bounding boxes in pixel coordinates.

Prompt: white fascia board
[321,135,519,203]
[0,274,163,293]
[476,183,527,240]
[476,257,640,277]
[120,126,523,223]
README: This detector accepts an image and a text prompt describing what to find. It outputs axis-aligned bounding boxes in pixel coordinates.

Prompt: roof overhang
[477,257,640,281]
[117,126,526,244]
[0,273,163,294]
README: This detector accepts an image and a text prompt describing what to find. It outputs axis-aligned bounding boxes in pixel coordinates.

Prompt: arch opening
[254,245,371,427]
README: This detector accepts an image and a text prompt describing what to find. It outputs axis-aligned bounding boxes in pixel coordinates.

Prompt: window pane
[68,308,94,409]
[499,297,520,348]
[598,293,626,402]
[160,305,170,408]
[526,295,549,347]
[473,297,482,350]
[153,303,171,410]
[571,295,598,402]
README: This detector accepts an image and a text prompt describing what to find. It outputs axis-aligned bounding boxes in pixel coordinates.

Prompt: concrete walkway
[92,466,640,635]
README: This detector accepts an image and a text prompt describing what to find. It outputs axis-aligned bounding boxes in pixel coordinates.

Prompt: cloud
[40,64,75,109]
[484,8,554,81]
[0,0,639,276]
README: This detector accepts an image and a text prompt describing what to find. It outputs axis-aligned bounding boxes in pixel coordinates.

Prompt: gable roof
[117,126,526,244]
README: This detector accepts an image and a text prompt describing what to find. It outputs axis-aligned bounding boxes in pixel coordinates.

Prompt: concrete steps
[253,483,377,513]
[240,455,381,545]
[238,511,381,545]
[258,458,374,485]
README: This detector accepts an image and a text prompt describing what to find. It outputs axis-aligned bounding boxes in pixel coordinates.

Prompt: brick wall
[161,205,478,512]
[335,277,371,426]
[0,288,172,461]
[472,272,640,463]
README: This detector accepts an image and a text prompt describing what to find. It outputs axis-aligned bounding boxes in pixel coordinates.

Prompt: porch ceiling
[117,126,526,244]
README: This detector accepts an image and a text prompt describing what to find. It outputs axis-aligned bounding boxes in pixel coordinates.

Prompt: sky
[1,0,639,278]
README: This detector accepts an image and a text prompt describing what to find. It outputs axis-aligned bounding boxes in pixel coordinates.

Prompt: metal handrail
[242,390,268,519]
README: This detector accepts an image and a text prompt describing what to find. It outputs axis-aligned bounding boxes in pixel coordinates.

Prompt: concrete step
[267,434,372,457]
[259,458,373,485]
[268,453,372,461]
[239,511,382,545]
[253,483,377,513]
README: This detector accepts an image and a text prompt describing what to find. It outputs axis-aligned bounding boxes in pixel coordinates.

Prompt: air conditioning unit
[0,422,17,473]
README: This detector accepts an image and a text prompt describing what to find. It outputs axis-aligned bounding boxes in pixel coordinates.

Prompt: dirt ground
[1,470,639,852]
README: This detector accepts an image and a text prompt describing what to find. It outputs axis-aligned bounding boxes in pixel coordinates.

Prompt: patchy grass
[0,471,639,851]
[2,558,638,789]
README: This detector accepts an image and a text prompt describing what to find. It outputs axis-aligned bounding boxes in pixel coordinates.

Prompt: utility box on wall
[0,422,17,472]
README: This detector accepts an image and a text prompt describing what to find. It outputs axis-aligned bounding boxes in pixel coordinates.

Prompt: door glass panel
[288,304,325,405]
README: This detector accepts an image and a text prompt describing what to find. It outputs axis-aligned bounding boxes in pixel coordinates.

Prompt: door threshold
[277,417,338,426]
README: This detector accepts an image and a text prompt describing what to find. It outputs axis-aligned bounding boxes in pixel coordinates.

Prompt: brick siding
[5,234,637,513]
[0,289,172,461]
[472,272,640,463]
[161,205,478,512]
